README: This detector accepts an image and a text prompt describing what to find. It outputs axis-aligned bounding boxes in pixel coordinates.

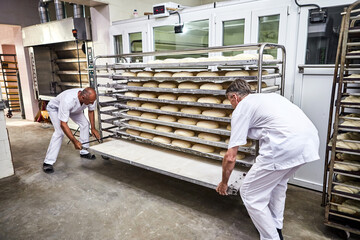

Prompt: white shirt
[46,88,96,122]
[228,93,320,170]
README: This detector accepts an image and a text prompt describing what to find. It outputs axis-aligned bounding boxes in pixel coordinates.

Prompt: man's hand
[73,139,82,150]
[91,128,100,140]
[216,182,228,196]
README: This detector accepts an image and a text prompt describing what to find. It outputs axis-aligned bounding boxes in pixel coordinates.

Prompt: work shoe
[277,228,284,240]
[43,163,54,174]
[80,153,96,160]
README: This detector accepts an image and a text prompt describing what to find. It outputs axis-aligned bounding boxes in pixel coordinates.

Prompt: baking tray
[115,104,231,123]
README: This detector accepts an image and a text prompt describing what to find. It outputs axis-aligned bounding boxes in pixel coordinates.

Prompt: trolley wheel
[6,111,12,118]
[334,229,350,240]
[101,155,110,160]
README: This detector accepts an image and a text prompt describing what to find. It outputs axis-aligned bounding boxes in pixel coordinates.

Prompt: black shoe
[43,163,54,174]
[277,228,284,240]
[80,153,96,160]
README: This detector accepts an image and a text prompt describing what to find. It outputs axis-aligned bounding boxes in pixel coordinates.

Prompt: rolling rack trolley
[323,1,360,238]
[89,43,286,195]
[0,54,21,118]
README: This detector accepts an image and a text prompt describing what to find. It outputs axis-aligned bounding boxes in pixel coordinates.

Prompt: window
[153,20,209,59]
[222,19,245,56]
[129,32,142,62]
[305,5,348,64]
[114,35,123,63]
[258,15,280,57]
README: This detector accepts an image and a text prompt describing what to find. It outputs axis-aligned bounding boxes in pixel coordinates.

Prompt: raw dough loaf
[160,105,179,112]
[336,153,360,161]
[334,132,360,150]
[248,70,269,76]
[225,71,250,76]
[141,103,159,109]
[163,58,178,63]
[198,133,221,142]
[340,119,360,127]
[196,121,219,129]
[202,109,227,117]
[343,95,360,103]
[231,53,257,60]
[196,71,219,77]
[140,122,156,129]
[197,96,221,104]
[174,129,195,137]
[140,132,155,139]
[158,115,177,122]
[177,95,198,102]
[226,124,231,130]
[139,93,157,98]
[177,118,197,125]
[200,83,223,90]
[122,71,137,76]
[141,112,158,119]
[263,54,274,60]
[220,150,245,160]
[137,71,154,77]
[158,94,177,100]
[158,81,177,88]
[178,82,199,89]
[334,182,360,194]
[154,72,172,77]
[334,160,360,171]
[127,82,142,86]
[153,136,172,144]
[142,81,158,88]
[125,92,139,97]
[127,110,141,116]
[126,129,140,136]
[223,99,231,105]
[181,107,202,115]
[192,144,215,153]
[248,81,268,90]
[155,125,173,132]
[172,72,194,77]
[180,57,196,63]
[347,74,360,78]
[127,101,141,107]
[128,120,141,126]
[172,139,192,148]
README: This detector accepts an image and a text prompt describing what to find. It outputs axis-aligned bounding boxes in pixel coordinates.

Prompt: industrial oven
[89,43,286,194]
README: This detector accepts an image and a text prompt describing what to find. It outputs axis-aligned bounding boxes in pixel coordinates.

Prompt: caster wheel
[101,155,110,160]
[6,112,12,118]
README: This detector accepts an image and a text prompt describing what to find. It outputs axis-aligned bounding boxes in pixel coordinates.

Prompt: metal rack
[323,1,360,237]
[0,54,21,118]
[90,43,286,195]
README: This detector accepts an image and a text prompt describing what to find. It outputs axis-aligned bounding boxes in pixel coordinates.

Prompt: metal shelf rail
[323,1,360,237]
[90,43,286,195]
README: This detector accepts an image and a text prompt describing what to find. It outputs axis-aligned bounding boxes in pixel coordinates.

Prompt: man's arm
[60,121,82,149]
[88,110,100,140]
[216,146,239,195]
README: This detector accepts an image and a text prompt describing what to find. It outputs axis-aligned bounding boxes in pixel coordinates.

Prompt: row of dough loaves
[123,70,269,78]
[337,199,360,215]
[125,128,245,159]
[333,132,360,150]
[126,102,230,118]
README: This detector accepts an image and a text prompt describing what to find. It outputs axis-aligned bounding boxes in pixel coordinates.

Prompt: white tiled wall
[0,110,14,179]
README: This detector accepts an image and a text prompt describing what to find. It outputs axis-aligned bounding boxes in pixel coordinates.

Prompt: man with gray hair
[216,79,319,240]
[43,87,100,173]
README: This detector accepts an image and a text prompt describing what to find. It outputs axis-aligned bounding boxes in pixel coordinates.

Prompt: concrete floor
[0,116,359,240]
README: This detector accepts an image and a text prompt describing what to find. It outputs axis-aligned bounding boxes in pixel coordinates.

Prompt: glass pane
[223,19,245,56]
[114,35,123,63]
[153,20,209,59]
[305,5,348,64]
[258,15,280,57]
[129,32,142,62]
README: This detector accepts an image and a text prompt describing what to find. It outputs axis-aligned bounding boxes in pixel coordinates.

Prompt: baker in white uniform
[43,87,100,173]
[216,79,320,240]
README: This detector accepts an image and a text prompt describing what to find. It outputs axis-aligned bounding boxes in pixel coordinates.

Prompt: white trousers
[44,111,90,165]
[240,163,303,240]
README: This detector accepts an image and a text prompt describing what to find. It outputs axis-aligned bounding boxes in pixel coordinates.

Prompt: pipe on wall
[38,1,49,23]
[73,4,85,18]
[54,0,66,20]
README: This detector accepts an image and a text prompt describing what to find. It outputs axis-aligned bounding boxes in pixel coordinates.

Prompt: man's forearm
[60,121,77,142]
[221,147,238,184]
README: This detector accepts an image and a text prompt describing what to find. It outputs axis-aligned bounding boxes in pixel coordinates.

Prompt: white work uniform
[44,88,96,165]
[228,93,319,240]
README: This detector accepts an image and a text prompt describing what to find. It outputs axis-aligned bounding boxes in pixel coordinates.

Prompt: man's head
[79,87,96,105]
[225,79,251,108]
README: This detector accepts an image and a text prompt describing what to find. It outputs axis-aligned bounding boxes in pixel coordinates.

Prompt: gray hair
[225,79,251,98]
